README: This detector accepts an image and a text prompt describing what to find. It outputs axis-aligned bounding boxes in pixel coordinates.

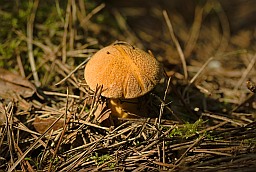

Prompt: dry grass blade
[189,57,213,85]
[141,126,176,152]
[61,0,71,63]
[188,153,256,171]
[73,119,109,131]
[151,93,184,123]
[55,58,90,86]
[173,135,205,168]
[91,159,116,172]
[231,92,255,113]
[80,3,105,26]
[43,91,80,99]
[234,54,256,90]
[16,51,25,78]
[202,112,244,127]
[212,0,230,53]
[169,81,198,119]
[163,10,188,80]
[14,143,35,172]
[158,77,171,127]
[27,0,40,87]
[183,57,213,96]
[7,113,66,172]
[192,149,233,156]
[5,102,15,166]
[14,121,56,155]
[112,9,142,46]
[64,137,104,172]
[48,89,71,172]
[184,5,204,57]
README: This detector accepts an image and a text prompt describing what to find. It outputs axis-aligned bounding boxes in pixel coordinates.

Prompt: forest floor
[0,0,255,171]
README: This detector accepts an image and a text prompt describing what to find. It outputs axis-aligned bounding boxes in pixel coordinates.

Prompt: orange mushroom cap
[84,42,163,99]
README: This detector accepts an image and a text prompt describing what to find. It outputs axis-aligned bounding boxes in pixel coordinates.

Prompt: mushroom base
[108,98,148,118]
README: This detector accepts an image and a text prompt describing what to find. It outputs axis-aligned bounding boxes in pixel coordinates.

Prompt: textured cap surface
[84,42,163,99]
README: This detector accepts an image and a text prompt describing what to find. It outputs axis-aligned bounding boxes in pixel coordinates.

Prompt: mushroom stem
[108,98,147,118]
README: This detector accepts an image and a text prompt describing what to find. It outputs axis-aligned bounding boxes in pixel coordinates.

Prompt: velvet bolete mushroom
[84,41,163,118]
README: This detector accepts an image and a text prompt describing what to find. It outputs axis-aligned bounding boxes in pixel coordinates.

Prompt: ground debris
[0,0,255,171]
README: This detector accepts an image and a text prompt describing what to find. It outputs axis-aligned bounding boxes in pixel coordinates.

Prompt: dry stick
[8,113,65,172]
[234,54,256,90]
[163,10,188,80]
[27,0,40,87]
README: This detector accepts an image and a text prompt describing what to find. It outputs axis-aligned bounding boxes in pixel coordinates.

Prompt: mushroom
[84,41,163,118]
